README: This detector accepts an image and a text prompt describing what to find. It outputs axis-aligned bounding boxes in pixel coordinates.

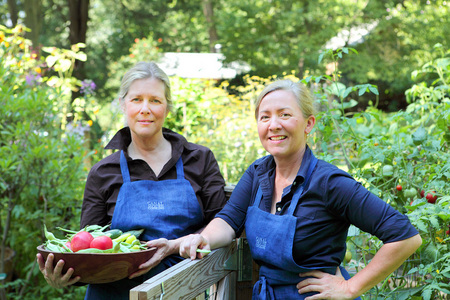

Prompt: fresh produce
[344,250,352,263]
[382,165,394,177]
[90,236,113,250]
[420,190,425,198]
[42,225,146,253]
[104,229,123,239]
[71,231,94,252]
[396,185,403,191]
[404,188,417,198]
[425,192,438,204]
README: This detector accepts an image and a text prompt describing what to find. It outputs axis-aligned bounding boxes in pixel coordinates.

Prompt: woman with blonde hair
[180,79,421,299]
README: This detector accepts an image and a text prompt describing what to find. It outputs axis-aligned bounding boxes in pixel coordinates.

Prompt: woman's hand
[179,234,210,260]
[36,253,80,288]
[297,268,354,300]
[129,238,175,279]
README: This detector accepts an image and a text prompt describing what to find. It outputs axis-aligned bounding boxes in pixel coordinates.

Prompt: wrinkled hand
[297,267,353,300]
[129,238,173,279]
[36,253,80,289]
[179,234,209,260]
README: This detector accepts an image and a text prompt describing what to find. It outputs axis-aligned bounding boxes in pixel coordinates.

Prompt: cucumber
[104,229,123,239]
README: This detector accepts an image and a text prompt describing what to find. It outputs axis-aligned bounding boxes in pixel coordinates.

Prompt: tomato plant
[311,45,450,299]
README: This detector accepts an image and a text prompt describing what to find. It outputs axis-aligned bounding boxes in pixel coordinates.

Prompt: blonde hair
[118,61,172,112]
[254,79,315,119]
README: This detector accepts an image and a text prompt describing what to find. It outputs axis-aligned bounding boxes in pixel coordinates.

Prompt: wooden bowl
[37,244,157,284]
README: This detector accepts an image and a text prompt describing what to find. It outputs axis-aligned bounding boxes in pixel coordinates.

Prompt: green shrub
[0,25,88,299]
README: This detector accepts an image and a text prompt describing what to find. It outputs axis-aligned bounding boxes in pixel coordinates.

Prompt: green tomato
[382,165,394,177]
[344,251,352,263]
[404,188,417,198]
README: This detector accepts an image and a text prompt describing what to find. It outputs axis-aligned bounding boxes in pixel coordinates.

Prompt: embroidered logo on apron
[147,201,164,210]
[256,237,267,249]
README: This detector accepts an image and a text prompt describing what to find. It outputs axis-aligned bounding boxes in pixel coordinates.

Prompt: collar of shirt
[254,145,313,213]
[103,127,192,178]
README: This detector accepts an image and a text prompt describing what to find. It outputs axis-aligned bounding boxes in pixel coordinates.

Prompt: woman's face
[123,77,168,142]
[257,89,315,160]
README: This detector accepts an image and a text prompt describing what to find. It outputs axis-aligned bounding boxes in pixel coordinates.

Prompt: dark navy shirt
[216,146,418,269]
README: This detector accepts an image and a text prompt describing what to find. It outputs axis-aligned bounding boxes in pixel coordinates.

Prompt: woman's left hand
[128,238,174,279]
[297,268,354,300]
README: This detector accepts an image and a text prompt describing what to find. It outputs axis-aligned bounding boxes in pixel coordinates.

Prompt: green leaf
[429,216,440,229]
[326,82,346,97]
[342,99,358,109]
[342,87,353,98]
[412,126,427,145]
[358,87,366,96]
[416,220,428,232]
[368,86,379,95]
[422,288,432,300]
[318,52,325,64]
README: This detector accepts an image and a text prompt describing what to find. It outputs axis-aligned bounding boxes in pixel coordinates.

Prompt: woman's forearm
[201,218,236,249]
[347,234,422,298]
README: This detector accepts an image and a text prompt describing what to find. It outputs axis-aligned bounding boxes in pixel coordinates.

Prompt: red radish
[71,231,94,252]
[64,241,72,250]
[90,235,113,250]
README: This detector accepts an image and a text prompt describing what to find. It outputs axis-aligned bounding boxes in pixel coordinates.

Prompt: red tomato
[90,235,113,250]
[65,241,72,250]
[426,192,438,204]
[396,185,402,191]
[420,190,425,198]
[71,231,94,252]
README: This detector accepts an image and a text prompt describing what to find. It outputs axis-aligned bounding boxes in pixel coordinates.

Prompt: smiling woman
[179,79,422,300]
[37,62,228,300]
[256,89,315,165]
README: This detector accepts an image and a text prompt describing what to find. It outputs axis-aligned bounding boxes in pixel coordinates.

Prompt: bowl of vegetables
[37,225,157,284]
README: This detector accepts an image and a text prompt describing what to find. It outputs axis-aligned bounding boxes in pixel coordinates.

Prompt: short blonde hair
[118,61,172,112]
[255,79,315,119]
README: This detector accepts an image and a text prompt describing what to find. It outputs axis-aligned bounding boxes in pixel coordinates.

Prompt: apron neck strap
[120,150,184,181]
[120,150,131,183]
[175,156,184,178]
[253,154,318,215]
[286,155,318,215]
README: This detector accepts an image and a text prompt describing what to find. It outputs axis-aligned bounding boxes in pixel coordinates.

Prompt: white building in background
[324,21,379,50]
[158,52,251,79]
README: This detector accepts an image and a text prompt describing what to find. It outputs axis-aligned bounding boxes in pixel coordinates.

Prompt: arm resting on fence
[130,240,237,300]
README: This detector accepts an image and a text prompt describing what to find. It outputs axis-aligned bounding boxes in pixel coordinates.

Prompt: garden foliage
[0,26,88,299]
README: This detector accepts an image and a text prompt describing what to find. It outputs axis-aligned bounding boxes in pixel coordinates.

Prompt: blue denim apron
[84,150,203,300]
[246,155,361,300]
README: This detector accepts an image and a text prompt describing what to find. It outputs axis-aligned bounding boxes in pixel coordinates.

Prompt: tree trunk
[68,0,89,46]
[67,0,90,104]
[202,0,219,53]
[6,0,18,27]
[24,0,42,49]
